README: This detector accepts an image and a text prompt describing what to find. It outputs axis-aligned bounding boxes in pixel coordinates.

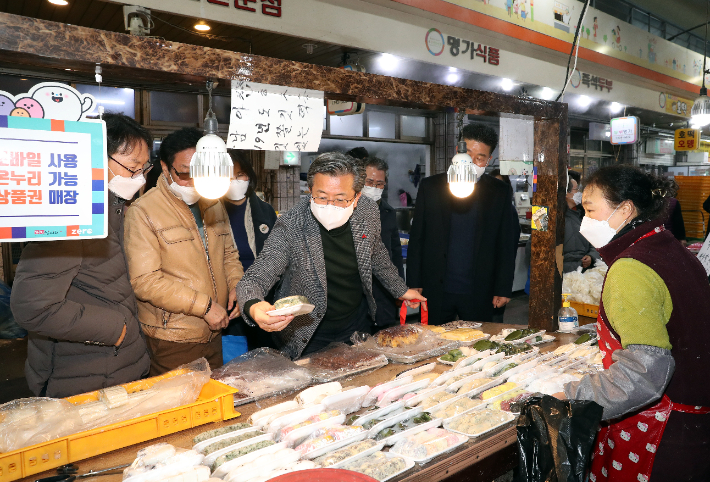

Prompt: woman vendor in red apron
[560,165,710,482]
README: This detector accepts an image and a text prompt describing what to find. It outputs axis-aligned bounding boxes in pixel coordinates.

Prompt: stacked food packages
[11,326,602,482]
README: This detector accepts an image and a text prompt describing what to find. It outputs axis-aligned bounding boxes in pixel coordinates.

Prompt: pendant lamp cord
[704,0,709,93]
[456,110,465,144]
[206,80,215,115]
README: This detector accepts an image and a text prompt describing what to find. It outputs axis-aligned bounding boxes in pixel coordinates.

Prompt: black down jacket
[11,192,150,397]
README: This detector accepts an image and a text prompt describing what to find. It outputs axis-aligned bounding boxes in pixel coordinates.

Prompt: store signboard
[206,0,283,17]
[570,69,613,93]
[0,116,107,242]
[659,92,691,118]
[697,140,710,153]
[674,128,700,151]
[610,116,639,145]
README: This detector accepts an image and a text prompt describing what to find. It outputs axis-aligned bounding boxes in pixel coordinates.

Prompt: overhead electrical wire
[556,0,591,102]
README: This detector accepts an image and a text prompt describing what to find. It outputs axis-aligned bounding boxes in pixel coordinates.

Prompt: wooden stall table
[28,324,583,482]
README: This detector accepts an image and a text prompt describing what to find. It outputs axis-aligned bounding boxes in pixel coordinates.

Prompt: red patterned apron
[588,227,710,482]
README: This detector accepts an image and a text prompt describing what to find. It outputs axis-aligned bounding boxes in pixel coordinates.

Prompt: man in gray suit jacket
[237,152,424,358]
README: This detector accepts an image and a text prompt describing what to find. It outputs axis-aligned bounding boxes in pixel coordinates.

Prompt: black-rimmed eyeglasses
[108,155,153,179]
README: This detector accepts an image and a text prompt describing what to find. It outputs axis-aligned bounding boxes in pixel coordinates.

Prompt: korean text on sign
[227,80,324,152]
[446,36,499,65]
[674,128,700,151]
[580,72,613,92]
[207,0,282,17]
[0,152,81,206]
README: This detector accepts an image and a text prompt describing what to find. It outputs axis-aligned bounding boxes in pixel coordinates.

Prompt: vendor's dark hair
[159,127,202,168]
[585,165,678,222]
[461,123,498,153]
[104,113,152,157]
[567,170,581,193]
[346,147,369,160]
[228,149,258,196]
[307,152,366,192]
[490,168,511,187]
[364,156,389,176]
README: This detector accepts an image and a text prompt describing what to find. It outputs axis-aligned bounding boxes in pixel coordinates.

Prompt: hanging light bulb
[691,87,710,127]
[692,0,710,127]
[448,141,477,198]
[191,81,232,199]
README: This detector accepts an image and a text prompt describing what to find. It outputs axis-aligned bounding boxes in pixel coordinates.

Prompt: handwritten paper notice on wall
[697,236,710,276]
[227,80,324,152]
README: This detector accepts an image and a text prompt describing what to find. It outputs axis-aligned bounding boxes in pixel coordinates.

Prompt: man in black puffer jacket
[11,114,151,397]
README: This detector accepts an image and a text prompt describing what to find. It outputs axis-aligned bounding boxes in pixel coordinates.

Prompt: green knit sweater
[602,258,673,350]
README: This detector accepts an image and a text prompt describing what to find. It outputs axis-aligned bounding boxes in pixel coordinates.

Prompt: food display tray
[328,441,387,469]
[336,450,416,481]
[294,345,389,384]
[212,441,287,479]
[302,431,368,459]
[390,432,469,465]
[0,374,240,482]
[444,410,517,438]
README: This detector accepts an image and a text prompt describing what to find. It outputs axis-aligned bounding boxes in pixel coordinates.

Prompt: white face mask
[169,179,201,205]
[361,185,383,202]
[225,179,249,201]
[310,198,355,231]
[473,163,486,178]
[579,206,628,249]
[572,191,583,205]
[108,168,145,200]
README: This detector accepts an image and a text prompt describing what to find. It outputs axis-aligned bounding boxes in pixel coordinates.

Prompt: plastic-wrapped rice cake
[391,427,461,459]
[447,409,512,435]
[457,378,494,394]
[432,397,481,419]
[294,424,364,455]
[202,430,263,455]
[343,452,407,481]
[193,422,251,445]
[418,391,456,410]
[313,439,378,467]
[211,440,275,471]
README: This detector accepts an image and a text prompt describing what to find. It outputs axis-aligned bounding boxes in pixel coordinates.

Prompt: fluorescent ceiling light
[578,95,592,107]
[609,102,624,113]
[540,87,554,100]
[48,0,69,5]
[501,78,514,91]
[447,73,460,83]
[194,22,211,31]
[378,53,400,72]
[96,99,126,105]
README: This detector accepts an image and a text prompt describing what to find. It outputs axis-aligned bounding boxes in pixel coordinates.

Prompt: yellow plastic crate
[0,373,240,482]
[569,301,599,319]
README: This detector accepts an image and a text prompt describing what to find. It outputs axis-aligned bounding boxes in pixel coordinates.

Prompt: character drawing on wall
[0,94,14,116]
[520,0,527,21]
[530,0,534,21]
[611,26,621,51]
[513,0,519,19]
[593,17,598,42]
[0,82,94,121]
[562,7,571,26]
[648,39,656,63]
[506,0,513,17]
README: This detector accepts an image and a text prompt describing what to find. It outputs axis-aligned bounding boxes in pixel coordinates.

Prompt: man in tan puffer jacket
[124,128,243,375]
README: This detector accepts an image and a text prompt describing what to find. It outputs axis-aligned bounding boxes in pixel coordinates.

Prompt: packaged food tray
[0,373,240,482]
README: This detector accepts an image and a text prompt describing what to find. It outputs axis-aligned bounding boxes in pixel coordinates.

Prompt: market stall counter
[26,323,583,482]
